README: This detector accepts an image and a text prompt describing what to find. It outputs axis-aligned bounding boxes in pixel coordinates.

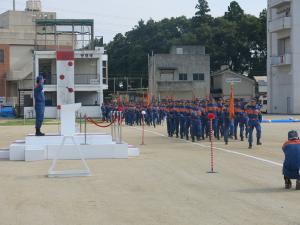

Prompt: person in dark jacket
[34,76,45,136]
[282,130,300,190]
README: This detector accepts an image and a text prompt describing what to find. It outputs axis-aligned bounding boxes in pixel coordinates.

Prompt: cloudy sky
[1,0,267,43]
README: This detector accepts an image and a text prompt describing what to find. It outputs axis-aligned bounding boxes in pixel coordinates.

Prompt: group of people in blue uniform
[101,97,263,149]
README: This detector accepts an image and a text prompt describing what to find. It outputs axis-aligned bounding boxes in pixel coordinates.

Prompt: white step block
[9,144,25,161]
[25,133,113,146]
[0,150,9,159]
[25,145,46,162]
[47,143,128,160]
[128,145,140,157]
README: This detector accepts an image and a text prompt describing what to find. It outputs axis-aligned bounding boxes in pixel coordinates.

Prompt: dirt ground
[0,116,300,225]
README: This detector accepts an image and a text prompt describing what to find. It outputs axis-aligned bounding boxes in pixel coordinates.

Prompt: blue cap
[36,75,44,83]
[288,130,299,140]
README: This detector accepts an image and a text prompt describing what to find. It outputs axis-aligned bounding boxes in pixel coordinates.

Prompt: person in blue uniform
[222,100,231,145]
[282,130,300,190]
[34,75,45,136]
[246,98,262,149]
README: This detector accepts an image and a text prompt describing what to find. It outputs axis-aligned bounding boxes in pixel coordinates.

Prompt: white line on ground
[130,126,283,167]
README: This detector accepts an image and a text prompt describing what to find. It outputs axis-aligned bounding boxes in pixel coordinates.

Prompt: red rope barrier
[86,117,116,128]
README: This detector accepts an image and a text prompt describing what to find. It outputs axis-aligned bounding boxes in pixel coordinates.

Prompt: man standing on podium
[34,75,45,136]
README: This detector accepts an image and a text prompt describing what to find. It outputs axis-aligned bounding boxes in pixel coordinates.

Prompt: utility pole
[13,0,16,11]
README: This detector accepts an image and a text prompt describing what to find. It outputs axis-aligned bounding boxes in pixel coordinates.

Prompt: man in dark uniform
[246,98,262,149]
[282,130,300,190]
[34,76,45,136]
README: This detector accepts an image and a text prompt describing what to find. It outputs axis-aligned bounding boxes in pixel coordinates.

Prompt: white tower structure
[267,0,300,114]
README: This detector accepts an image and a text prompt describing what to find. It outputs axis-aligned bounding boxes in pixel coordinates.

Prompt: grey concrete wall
[149,52,210,99]
[213,71,256,98]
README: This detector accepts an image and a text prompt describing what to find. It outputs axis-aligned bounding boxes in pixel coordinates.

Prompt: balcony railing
[271,54,292,66]
[269,0,291,8]
[269,16,291,33]
[44,74,100,85]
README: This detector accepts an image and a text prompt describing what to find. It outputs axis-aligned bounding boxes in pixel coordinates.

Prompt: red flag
[229,84,235,119]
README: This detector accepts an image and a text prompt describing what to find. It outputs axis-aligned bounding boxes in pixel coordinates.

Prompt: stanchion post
[110,111,114,141]
[116,111,121,144]
[84,114,87,145]
[79,113,82,133]
[119,112,123,143]
[207,113,216,174]
[141,110,146,145]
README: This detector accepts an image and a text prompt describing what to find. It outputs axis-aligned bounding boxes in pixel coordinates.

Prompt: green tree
[195,0,210,17]
[224,1,244,22]
[105,1,267,78]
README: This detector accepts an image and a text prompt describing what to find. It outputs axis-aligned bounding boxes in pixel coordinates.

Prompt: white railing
[269,0,291,8]
[271,54,292,66]
[269,17,291,33]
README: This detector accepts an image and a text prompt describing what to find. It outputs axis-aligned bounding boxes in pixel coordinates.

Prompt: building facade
[148,46,210,100]
[211,69,256,99]
[0,0,108,117]
[267,0,300,114]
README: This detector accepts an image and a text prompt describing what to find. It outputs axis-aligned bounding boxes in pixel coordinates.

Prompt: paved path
[0,121,299,225]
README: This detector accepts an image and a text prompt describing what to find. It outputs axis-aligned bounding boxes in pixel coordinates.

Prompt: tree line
[105,0,267,78]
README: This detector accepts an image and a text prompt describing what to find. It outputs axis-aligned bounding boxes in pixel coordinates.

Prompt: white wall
[292,0,300,113]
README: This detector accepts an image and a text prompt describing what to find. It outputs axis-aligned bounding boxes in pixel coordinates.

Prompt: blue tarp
[262,119,300,123]
[0,106,16,118]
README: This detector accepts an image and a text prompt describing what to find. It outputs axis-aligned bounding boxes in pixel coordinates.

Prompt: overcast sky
[1,0,267,43]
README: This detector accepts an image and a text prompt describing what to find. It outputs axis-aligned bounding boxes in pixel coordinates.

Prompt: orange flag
[147,92,151,108]
[229,84,235,119]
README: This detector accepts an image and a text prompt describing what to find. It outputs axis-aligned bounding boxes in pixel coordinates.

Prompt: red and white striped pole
[207,113,216,173]
[141,110,146,145]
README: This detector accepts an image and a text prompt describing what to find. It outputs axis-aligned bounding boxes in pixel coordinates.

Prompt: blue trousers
[223,120,231,143]
[248,120,261,144]
[35,104,45,129]
[191,119,202,140]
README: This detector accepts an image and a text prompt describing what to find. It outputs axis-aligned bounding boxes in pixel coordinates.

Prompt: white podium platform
[9,133,139,162]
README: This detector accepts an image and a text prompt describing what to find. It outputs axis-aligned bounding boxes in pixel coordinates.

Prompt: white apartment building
[267,0,300,114]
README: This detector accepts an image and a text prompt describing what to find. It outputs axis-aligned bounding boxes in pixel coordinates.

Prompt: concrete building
[267,0,300,114]
[0,0,108,117]
[0,1,57,105]
[148,46,210,100]
[211,69,256,99]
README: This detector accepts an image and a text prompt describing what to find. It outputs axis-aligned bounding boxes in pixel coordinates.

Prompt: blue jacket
[34,84,45,107]
[282,140,300,179]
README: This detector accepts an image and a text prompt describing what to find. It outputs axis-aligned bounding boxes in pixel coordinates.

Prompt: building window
[160,69,175,81]
[278,38,291,55]
[179,73,187,81]
[0,49,4,63]
[193,73,205,81]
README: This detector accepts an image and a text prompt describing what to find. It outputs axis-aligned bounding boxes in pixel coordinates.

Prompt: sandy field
[0,116,299,225]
